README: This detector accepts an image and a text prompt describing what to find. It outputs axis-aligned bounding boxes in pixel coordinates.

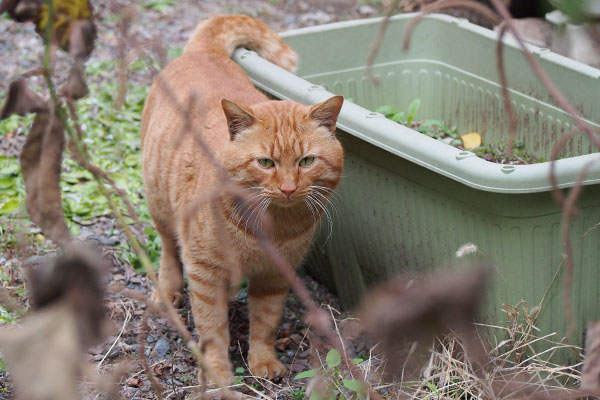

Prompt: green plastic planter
[233,14,600,350]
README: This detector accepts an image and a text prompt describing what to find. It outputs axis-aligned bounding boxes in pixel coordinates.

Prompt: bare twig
[139,309,165,400]
[495,23,517,158]
[97,300,131,368]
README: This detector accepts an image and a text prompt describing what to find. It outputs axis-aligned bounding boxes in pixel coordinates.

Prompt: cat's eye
[257,158,275,168]
[299,156,315,167]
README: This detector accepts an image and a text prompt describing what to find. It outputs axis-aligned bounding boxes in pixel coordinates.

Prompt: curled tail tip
[275,45,299,73]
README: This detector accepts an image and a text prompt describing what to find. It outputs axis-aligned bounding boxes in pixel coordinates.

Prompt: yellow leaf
[460,132,482,150]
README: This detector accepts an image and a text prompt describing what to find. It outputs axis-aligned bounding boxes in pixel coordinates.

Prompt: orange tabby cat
[141,14,344,383]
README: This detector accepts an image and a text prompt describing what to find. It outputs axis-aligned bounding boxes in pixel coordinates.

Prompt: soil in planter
[376,100,545,165]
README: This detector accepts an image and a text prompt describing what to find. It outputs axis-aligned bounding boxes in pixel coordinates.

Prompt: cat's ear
[222,99,258,140]
[309,95,344,134]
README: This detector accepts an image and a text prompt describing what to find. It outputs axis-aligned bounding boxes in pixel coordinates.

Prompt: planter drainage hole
[239,50,254,59]
[366,112,384,119]
[501,165,516,174]
[307,84,325,91]
[455,151,475,160]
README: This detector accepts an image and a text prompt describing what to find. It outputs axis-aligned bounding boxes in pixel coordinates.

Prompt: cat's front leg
[247,274,288,379]
[186,261,233,385]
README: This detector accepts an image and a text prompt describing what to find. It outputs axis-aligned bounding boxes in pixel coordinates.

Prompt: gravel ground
[0,1,380,398]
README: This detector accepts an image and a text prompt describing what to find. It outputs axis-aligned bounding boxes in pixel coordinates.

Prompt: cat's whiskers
[256,198,271,236]
[244,197,269,238]
[231,188,265,226]
[303,198,318,223]
[310,185,340,199]
[307,192,334,244]
[312,190,340,220]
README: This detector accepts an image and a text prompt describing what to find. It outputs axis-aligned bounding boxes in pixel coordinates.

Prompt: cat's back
[141,14,298,226]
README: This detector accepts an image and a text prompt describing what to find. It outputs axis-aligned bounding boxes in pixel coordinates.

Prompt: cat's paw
[249,357,287,379]
[201,356,233,386]
[151,289,183,309]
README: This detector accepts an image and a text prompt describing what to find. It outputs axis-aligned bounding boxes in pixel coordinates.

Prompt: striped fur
[141,15,344,383]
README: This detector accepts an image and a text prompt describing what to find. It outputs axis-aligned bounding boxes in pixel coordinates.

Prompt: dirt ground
[0,1,381,399]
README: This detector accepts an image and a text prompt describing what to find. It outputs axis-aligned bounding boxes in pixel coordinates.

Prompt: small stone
[153,337,170,359]
[299,11,332,25]
[283,15,296,26]
[358,5,376,15]
[146,335,156,343]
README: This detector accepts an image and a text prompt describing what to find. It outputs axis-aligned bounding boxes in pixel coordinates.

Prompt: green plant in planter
[377,100,544,165]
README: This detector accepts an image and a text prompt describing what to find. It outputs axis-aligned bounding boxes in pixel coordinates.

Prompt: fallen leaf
[460,132,482,150]
[126,377,141,388]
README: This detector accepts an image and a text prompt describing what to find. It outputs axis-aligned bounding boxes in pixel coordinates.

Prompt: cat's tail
[184,15,298,73]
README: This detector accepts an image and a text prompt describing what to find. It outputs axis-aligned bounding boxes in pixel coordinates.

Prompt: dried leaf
[62,59,88,99]
[582,321,600,394]
[1,79,71,244]
[0,249,107,400]
[20,109,71,245]
[27,248,107,344]
[0,79,47,119]
[35,0,94,50]
[66,18,96,61]
[359,266,489,376]
[0,303,84,400]
[460,132,482,150]
[0,0,42,22]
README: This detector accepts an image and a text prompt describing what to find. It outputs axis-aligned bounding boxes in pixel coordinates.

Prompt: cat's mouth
[270,196,304,207]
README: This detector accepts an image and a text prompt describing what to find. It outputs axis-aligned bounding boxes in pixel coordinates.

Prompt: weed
[140,0,175,12]
[294,348,365,399]
[234,366,245,384]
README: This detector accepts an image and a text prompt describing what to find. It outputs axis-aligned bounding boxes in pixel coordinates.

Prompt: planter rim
[233,14,600,194]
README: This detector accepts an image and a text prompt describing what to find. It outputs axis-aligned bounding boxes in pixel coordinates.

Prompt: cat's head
[221,96,344,208]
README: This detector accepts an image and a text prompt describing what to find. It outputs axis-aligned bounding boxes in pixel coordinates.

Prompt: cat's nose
[280,183,297,198]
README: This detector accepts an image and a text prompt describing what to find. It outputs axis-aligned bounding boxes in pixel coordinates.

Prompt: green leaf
[425,380,438,393]
[0,177,15,189]
[420,120,444,128]
[351,357,364,365]
[124,154,139,167]
[235,367,245,374]
[293,368,317,380]
[342,378,364,393]
[390,112,405,123]
[325,348,341,368]
[375,105,397,117]
[406,99,421,124]
[0,164,19,177]
[0,198,20,214]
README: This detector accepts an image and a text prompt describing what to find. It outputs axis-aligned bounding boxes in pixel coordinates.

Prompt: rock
[146,335,156,343]
[283,15,296,26]
[358,5,376,15]
[153,337,170,359]
[299,11,333,25]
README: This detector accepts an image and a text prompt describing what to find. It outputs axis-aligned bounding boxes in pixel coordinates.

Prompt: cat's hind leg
[152,226,184,307]
[186,260,233,384]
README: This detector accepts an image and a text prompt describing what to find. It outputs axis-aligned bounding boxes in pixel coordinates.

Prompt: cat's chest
[233,225,316,274]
